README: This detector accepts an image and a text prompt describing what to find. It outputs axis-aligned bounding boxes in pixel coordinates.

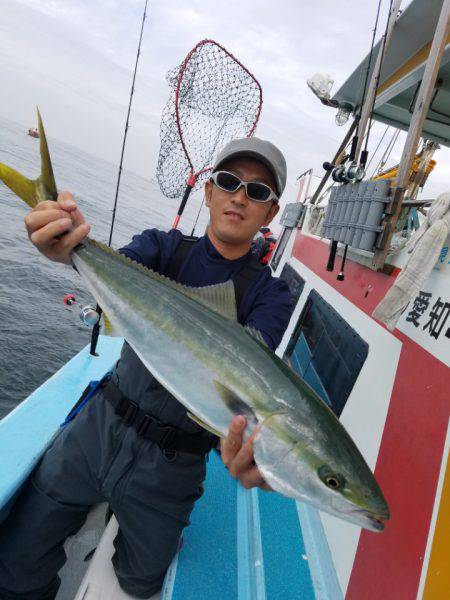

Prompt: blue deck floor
[163,451,316,600]
[0,336,342,599]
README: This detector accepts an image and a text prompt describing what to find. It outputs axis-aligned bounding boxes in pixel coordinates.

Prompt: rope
[371,128,400,177]
[365,124,390,171]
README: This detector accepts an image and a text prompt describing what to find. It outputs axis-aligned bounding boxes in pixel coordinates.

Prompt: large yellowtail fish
[0,111,389,531]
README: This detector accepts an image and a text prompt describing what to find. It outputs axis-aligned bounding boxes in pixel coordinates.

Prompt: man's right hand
[24,191,90,265]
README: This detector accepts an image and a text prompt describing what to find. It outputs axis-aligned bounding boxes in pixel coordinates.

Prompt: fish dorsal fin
[244,326,268,347]
[0,109,57,208]
[77,239,238,321]
[182,280,237,321]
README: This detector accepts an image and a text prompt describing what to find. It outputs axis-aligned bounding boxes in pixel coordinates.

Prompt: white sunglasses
[210,171,278,203]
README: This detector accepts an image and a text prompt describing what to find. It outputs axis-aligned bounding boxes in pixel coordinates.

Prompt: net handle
[171,167,213,229]
[174,39,263,172]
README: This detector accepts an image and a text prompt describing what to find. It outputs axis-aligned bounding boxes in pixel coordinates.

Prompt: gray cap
[212,137,287,198]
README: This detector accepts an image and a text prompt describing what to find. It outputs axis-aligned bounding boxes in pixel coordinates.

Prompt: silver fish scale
[72,240,301,430]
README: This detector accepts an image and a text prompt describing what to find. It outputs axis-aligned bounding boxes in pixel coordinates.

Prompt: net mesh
[156,40,262,199]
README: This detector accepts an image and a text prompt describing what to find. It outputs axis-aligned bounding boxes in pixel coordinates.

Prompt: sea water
[0,117,209,417]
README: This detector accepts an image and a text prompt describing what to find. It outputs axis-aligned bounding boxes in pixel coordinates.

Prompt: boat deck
[0,336,341,599]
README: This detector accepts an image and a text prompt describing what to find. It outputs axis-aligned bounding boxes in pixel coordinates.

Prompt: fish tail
[0,163,38,208]
[0,108,57,207]
[36,108,58,200]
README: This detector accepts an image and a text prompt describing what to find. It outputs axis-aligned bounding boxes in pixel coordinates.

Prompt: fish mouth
[330,497,389,531]
[364,514,387,532]
[346,508,389,532]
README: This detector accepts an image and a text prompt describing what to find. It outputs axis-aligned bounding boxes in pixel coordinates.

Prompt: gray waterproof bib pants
[0,342,208,599]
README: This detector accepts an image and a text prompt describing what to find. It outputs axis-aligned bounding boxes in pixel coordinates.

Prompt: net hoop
[174,39,263,177]
[157,38,263,202]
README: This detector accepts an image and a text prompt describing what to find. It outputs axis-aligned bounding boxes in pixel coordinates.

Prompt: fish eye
[325,475,340,489]
[318,466,345,490]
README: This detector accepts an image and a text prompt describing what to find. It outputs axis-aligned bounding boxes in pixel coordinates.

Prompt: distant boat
[27,128,39,138]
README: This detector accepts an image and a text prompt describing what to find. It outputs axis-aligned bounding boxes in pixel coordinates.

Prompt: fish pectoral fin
[187,412,223,438]
[0,109,57,207]
[213,380,257,426]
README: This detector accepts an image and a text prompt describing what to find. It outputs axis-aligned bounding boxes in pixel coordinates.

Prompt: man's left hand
[221,415,272,491]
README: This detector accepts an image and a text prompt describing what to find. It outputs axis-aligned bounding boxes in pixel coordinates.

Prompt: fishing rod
[90,0,149,356]
[191,195,205,237]
[337,0,396,281]
[361,0,394,165]
[331,0,398,281]
[354,0,384,168]
[325,0,383,275]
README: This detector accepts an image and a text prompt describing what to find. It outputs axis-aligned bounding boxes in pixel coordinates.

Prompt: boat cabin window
[279,263,305,305]
[285,290,368,417]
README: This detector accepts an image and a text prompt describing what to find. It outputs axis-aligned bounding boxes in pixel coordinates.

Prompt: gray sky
[1,0,449,207]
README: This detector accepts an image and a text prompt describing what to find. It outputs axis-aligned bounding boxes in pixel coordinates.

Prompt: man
[0,138,293,599]
[253,226,277,265]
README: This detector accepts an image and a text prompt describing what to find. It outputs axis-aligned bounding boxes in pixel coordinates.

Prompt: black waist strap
[102,379,218,456]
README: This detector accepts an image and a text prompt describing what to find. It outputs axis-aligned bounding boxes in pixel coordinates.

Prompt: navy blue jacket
[120,229,293,351]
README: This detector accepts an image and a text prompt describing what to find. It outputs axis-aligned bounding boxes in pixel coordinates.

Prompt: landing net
[156,39,262,226]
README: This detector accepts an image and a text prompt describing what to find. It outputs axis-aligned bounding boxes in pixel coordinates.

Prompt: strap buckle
[136,414,154,436]
[122,400,138,425]
[158,425,176,450]
[136,414,176,450]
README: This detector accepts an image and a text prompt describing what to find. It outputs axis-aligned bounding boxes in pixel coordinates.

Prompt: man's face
[205,157,280,246]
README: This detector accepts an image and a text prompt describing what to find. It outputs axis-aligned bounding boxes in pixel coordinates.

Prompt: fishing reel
[331,165,348,183]
[323,161,365,184]
[346,162,365,182]
[63,294,100,327]
[79,305,101,327]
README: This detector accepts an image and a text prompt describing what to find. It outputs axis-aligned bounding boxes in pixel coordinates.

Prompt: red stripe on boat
[292,233,450,599]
